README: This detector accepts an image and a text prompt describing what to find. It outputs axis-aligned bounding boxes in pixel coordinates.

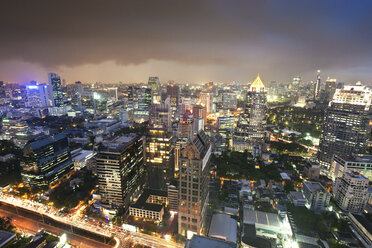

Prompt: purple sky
[0,0,372,85]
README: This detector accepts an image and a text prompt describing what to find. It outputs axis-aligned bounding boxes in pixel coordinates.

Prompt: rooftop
[243,209,281,227]
[303,181,329,194]
[185,235,236,248]
[130,188,167,212]
[208,214,237,243]
[0,230,16,247]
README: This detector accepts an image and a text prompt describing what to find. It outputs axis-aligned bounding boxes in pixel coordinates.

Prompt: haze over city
[1,0,372,84]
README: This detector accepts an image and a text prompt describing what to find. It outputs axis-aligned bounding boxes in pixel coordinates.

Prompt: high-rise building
[75,81,83,107]
[331,154,372,181]
[25,84,52,108]
[178,111,194,140]
[21,133,74,188]
[314,70,321,101]
[178,130,211,238]
[96,134,146,210]
[48,73,64,107]
[324,78,337,102]
[166,84,180,119]
[0,81,5,104]
[221,92,237,110]
[148,77,161,104]
[302,181,331,212]
[317,85,372,173]
[233,75,267,152]
[147,104,175,190]
[137,87,152,112]
[333,171,369,214]
[199,92,213,113]
[192,105,207,124]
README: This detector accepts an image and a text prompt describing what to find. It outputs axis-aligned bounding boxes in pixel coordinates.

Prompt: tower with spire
[233,74,267,154]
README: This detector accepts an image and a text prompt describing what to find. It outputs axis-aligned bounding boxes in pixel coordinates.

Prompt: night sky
[1,0,372,84]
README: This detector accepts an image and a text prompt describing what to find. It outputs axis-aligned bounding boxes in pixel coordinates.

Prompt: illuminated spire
[250,74,266,92]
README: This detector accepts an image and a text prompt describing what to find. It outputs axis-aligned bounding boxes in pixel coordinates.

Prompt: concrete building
[331,154,372,181]
[96,134,146,211]
[199,92,214,113]
[333,171,369,214]
[48,73,64,107]
[178,130,211,238]
[184,235,235,248]
[25,83,52,108]
[208,213,237,244]
[21,133,74,188]
[71,149,96,170]
[233,75,267,153]
[129,189,167,222]
[348,213,372,248]
[302,181,331,212]
[317,85,372,173]
[288,191,306,207]
[303,158,321,180]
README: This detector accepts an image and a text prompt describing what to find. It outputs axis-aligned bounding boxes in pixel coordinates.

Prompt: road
[0,208,111,248]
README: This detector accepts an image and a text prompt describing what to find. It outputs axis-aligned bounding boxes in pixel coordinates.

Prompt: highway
[0,193,184,248]
[0,207,111,248]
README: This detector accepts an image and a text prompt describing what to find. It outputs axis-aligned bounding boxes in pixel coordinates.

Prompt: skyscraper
[25,83,52,108]
[96,134,146,210]
[21,133,74,188]
[314,70,321,101]
[233,75,267,153]
[146,104,174,190]
[48,73,64,107]
[199,92,213,113]
[148,77,161,104]
[166,84,180,119]
[178,130,211,238]
[0,81,5,104]
[317,85,372,173]
[192,104,207,124]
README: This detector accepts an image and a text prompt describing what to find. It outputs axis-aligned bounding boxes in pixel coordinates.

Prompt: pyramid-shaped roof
[249,74,265,92]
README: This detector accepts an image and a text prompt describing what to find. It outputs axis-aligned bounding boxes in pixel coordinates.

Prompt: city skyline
[1,1,372,84]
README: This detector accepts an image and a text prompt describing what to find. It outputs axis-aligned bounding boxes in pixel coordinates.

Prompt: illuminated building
[178,130,211,238]
[134,87,152,122]
[221,92,237,110]
[21,133,74,188]
[233,75,267,153]
[25,83,52,108]
[96,134,146,210]
[147,104,175,190]
[193,104,207,124]
[48,73,64,107]
[317,85,372,173]
[333,171,369,214]
[199,92,214,113]
[331,154,372,181]
[129,189,167,222]
[324,78,337,102]
[178,111,194,140]
[0,81,5,105]
[148,77,161,104]
[314,70,321,101]
[166,84,180,119]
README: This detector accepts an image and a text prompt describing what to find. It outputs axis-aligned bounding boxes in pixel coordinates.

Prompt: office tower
[199,92,213,113]
[21,133,74,188]
[333,171,369,214]
[314,70,321,101]
[96,134,146,210]
[192,105,207,124]
[166,84,180,119]
[0,81,5,104]
[222,92,237,110]
[48,73,64,107]
[127,85,135,102]
[75,81,83,107]
[25,84,52,108]
[233,75,267,152]
[317,85,372,172]
[193,116,204,134]
[119,109,129,124]
[137,87,152,112]
[148,77,161,104]
[302,181,331,212]
[178,130,211,238]
[180,97,193,114]
[324,78,337,102]
[178,111,194,140]
[147,104,174,190]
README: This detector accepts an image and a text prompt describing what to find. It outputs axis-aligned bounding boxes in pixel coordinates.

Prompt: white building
[25,84,52,108]
[331,154,372,181]
[71,149,96,170]
[208,214,237,244]
[333,171,370,214]
[302,181,330,212]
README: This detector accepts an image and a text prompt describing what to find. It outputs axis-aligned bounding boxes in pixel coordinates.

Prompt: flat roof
[289,191,305,200]
[208,214,237,243]
[0,230,16,247]
[185,235,235,248]
[350,213,372,234]
[243,209,281,227]
[303,181,328,194]
[130,188,167,212]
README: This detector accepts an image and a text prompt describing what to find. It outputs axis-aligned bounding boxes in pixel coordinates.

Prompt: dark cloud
[0,0,372,83]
